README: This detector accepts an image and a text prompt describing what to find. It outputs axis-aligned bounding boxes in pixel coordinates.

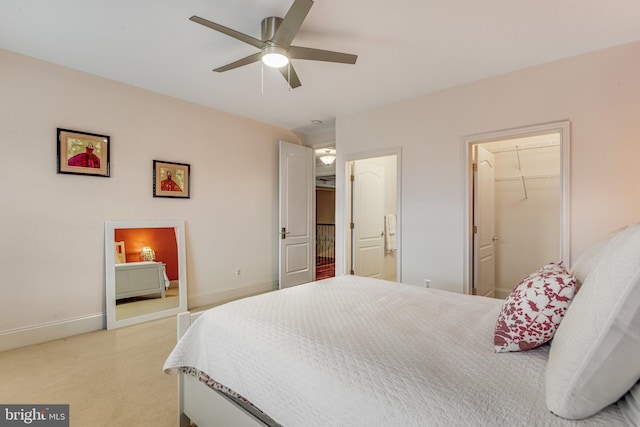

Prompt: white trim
[0,280,276,352]
[187,281,276,310]
[337,146,402,282]
[462,121,571,295]
[0,313,104,352]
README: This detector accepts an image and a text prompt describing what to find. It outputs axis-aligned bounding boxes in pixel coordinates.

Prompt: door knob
[281,227,291,239]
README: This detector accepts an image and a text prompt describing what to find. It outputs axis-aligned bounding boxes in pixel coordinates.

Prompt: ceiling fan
[190,0,357,88]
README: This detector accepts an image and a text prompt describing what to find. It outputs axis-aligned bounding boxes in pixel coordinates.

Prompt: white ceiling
[2,0,640,135]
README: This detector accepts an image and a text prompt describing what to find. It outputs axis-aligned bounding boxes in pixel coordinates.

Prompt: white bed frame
[176,312,271,427]
[115,261,166,300]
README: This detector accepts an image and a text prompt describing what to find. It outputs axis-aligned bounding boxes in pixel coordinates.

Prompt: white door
[279,141,314,288]
[352,161,385,278]
[474,146,496,297]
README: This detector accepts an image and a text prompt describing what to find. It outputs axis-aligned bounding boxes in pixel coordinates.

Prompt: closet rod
[521,176,528,200]
[494,173,560,182]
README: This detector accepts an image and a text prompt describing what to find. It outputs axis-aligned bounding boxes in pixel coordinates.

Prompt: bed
[164,224,640,427]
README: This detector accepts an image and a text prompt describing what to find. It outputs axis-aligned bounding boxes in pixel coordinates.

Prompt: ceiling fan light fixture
[262,46,289,68]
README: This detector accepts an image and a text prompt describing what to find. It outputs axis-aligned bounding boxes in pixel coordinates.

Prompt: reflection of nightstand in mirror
[115,261,166,300]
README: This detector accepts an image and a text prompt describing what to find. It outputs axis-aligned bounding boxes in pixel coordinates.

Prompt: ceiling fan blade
[190,16,266,50]
[213,52,262,72]
[278,64,302,88]
[271,0,314,48]
[289,46,357,64]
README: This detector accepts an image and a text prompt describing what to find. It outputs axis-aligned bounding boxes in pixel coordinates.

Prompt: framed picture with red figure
[153,160,190,199]
[57,128,110,177]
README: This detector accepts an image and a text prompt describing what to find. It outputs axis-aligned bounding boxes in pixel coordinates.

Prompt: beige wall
[336,41,640,292]
[0,49,300,345]
[4,39,640,345]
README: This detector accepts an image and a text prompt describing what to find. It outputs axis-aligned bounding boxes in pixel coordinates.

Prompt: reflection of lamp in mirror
[140,246,155,261]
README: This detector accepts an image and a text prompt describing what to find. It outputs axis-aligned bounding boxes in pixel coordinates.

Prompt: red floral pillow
[494,263,578,353]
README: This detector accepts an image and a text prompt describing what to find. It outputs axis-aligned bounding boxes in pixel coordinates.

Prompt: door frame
[336,146,402,281]
[462,121,571,295]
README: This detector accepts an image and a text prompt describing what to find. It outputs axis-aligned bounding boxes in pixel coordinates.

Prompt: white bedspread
[164,275,626,426]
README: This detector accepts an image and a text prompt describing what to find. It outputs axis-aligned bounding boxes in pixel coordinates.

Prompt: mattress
[164,275,627,426]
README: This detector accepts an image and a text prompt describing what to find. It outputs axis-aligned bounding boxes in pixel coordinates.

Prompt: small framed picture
[57,128,110,177]
[153,160,190,198]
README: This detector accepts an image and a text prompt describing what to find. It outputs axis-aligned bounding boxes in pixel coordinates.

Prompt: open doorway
[346,154,400,281]
[315,147,336,280]
[464,122,570,297]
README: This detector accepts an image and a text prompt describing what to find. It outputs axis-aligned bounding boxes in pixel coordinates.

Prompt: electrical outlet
[235,268,241,276]
[424,279,431,288]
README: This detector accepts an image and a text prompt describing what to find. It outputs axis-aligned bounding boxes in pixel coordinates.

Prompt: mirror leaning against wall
[105,220,187,329]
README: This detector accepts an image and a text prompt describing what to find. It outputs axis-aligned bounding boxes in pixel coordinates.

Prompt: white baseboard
[0,313,105,353]
[188,281,276,311]
[0,282,276,353]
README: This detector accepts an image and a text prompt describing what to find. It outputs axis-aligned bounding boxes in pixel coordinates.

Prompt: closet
[479,134,561,298]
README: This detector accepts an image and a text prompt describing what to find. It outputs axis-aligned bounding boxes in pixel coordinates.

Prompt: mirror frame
[105,220,187,329]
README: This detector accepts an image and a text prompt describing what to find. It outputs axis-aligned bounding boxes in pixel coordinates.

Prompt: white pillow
[569,226,625,286]
[545,224,640,419]
[619,381,640,427]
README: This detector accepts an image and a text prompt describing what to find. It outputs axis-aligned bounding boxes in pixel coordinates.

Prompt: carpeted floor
[0,316,178,426]
[116,287,180,321]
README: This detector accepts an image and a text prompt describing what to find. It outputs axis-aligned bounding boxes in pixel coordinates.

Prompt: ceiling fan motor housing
[261,17,283,43]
